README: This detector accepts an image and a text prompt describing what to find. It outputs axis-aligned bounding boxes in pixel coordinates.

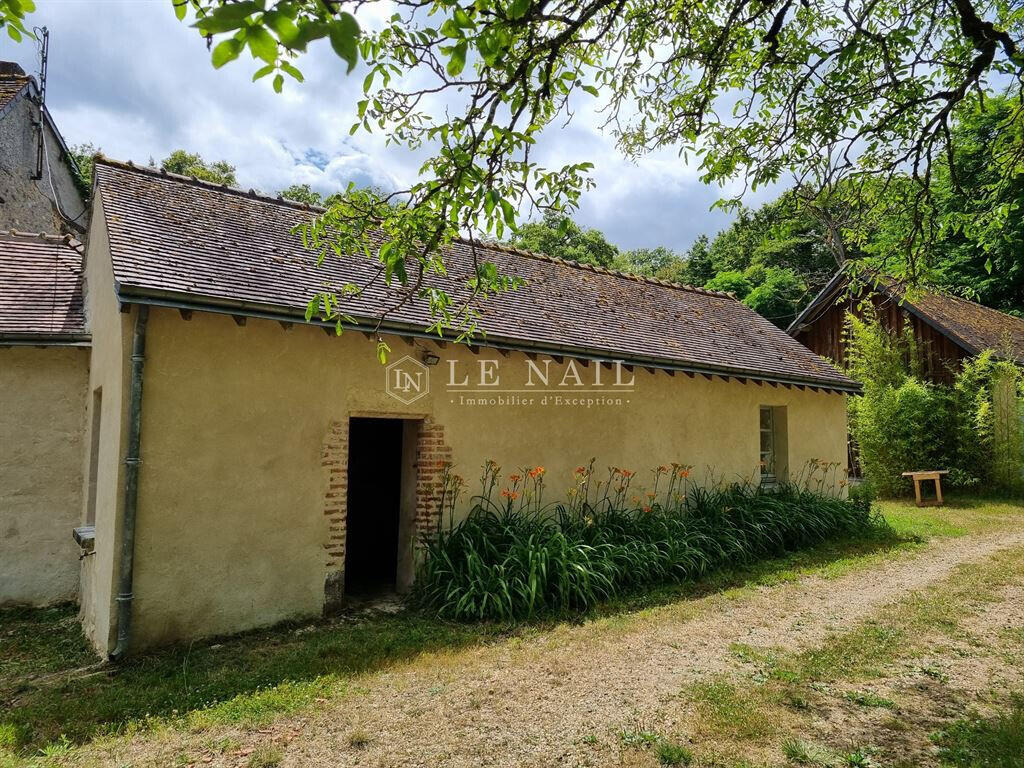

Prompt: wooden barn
[788,271,1024,384]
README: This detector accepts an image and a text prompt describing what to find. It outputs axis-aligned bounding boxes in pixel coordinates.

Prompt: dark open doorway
[345,417,404,596]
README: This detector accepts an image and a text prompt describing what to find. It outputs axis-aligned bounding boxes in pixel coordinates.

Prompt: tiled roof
[903,289,1024,363]
[0,232,88,342]
[93,158,857,390]
[0,74,29,111]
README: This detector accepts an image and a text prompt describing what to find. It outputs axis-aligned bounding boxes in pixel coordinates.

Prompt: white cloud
[4,0,761,251]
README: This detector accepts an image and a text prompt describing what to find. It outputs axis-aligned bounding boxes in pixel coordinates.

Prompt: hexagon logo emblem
[385,354,430,403]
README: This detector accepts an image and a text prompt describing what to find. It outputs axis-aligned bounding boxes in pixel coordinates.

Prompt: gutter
[0,334,91,347]
[110,305,148,661]
[115,286,861,395]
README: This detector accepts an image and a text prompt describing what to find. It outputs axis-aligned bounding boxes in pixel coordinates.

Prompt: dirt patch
[65,531,1024,768]
[804,579,1024,767]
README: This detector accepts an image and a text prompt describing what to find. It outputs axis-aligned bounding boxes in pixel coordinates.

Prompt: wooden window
[759,406,775,483]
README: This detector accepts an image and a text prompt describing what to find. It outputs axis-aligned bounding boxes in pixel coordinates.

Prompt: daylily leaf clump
[413,461,886,621]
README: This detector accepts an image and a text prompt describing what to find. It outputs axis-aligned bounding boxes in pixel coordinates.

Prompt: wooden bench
[901,470,949,507]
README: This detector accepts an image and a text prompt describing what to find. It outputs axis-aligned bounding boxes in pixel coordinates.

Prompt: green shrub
[413,478,887,622]
[850,377,954,495]
[846,311,1024,495]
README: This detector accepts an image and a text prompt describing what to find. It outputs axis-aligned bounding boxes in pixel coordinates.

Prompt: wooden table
[902,470,949,507]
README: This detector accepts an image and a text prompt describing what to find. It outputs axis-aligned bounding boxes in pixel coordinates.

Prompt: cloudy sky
[3,0,780,252]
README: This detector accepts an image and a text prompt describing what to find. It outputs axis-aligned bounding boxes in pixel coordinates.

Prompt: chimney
[0,62,26,77]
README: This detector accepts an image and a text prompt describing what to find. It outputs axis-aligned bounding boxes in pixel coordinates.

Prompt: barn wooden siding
[793,293,969,385]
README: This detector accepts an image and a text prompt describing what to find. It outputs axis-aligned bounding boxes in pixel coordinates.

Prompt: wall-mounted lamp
[421,350,441,366]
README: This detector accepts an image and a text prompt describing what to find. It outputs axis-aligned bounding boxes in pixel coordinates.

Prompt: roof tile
[905,289,1024,362]
[0,72,29,111]
[0,232,87,340]
[94,159,855,390]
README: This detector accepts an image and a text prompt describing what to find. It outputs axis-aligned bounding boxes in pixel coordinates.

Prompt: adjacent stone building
[73,158,857,655]
[0,61,86,236]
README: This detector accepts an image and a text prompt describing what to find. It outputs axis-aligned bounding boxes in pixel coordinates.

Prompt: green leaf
[292,19,329,50]
[582,84,599,97]
[453,8,474,28]
[211,37,244,69]
[246,25,278,64]
[985,258,994,274]
[446,40,467,77]
[173,0,187,22]
[263,10,300,46]
[280,60,303,81]
[507,0,530,20]
[499,199,516,226]
[194,2,259,34]
[328,13,360,72]
[273,73,284,93]
[252,63,275,81]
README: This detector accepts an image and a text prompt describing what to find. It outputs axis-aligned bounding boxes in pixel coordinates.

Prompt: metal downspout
[110,304,148,661]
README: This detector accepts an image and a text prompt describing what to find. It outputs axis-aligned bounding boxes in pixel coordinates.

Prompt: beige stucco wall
[77,197,132,652]
[83,299,848,653]
[0,345,88,605]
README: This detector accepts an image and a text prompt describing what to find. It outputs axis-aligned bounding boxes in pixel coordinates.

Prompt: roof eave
[787,270,850,336]
[115,284,860,394]
[0,333,91,346]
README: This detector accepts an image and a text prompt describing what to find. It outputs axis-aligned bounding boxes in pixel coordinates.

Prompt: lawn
[1,496,1022,767]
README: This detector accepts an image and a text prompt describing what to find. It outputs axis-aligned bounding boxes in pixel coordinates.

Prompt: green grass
[657,741,694,766]
[0,604,95,681]
[764,546,1024,686]
[781,738,835,766]
[620,727,662,749]
[1,497,1017,760]
[246,745,283,768]
[877,496,1024,539]
[687,678,779,742]
[0,612,505,755]
[0,531,908,758]
[933,693,1024,767]
[842,689,896,709]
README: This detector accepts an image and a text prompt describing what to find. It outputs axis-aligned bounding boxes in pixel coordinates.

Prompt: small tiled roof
[93,158,856,391]
[0,232,88,342]
[0,73,29,111]
[903,289,1024,362]
[789,271,1024,364]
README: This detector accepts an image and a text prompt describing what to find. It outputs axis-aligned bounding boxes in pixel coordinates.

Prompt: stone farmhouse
[2,150,859,657]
